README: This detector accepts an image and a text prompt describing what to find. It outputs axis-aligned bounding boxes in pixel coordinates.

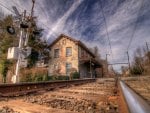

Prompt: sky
[0,0,150,72]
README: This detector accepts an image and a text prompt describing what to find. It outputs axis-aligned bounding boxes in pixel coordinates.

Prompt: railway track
[0,79,95,97]
[120,76,150,113]
[0,77,149,113]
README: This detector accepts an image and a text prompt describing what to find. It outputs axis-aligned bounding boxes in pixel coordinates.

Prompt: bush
[0,60,11,83]
[21,74,32,82]
[20,68,48,82]
[49,75,69,80]
[57,76,69,80]
[130,66,144,75]
[71,72,80,79]
[33,74,43,82]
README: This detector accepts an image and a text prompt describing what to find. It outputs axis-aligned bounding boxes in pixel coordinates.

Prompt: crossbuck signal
[7,0,41,83]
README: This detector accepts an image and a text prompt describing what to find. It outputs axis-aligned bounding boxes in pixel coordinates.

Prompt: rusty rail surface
[0,79,95,97]
[120,80,150,113]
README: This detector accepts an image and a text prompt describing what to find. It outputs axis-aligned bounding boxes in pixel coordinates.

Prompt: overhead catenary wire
[99,0,113,57]
[36,2,49,24]
[0,1,53,40]
[0,2,15,14]
[0,1,32,17]
[127,0,144,51]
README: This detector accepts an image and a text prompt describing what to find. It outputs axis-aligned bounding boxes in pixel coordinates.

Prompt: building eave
[48,34,95,57]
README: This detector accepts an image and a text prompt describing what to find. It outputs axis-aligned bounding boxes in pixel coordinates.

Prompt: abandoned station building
[48,34,102,78]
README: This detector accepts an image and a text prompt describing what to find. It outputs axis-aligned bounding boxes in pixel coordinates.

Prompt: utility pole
[146,42,149,52]
[146,42,150,64]
[127,51,131,71]
[31,0,35,18]
[106,54,110,74]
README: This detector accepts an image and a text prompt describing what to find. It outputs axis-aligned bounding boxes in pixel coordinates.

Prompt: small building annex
[48,34,102,78]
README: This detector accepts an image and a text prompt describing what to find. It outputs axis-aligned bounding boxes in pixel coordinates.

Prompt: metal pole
[146,42,149,52]
[12,11,26,83]
[146,42,150,64]
[127,51,131,71]
[31,0,35,18]
[106,54,110,74]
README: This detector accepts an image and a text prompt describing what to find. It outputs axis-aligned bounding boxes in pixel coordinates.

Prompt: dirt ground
[0,79,129,113]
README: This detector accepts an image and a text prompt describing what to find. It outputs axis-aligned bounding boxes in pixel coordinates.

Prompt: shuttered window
[66,47,72,57]
[54,49,59,58]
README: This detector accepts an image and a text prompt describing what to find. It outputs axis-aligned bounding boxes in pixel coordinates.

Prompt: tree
[130,47,145,75]
[27,20,49,68]
[0,15,18,83]
[0,60,10,83]
[0,15,18,53]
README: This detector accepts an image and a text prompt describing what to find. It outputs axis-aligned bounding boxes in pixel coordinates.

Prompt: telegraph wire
[127,0,144,51]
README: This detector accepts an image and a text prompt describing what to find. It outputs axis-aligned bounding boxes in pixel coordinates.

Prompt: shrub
[49,75,69,80]
[33,74,43,82]
[57,75,69,80]
[130,66,144,75]
[21,74,32,82]
[71,72,80,79]
[20,67,48,82]
[0,60,11,83]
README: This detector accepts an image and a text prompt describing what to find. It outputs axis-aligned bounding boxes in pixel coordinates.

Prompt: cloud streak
[46,0,84,39]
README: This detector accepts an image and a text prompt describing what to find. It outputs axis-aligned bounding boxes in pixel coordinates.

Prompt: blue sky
[0,0,150,72]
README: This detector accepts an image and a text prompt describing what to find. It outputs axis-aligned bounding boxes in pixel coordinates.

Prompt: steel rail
[0,79,95,97]
[120,80,150,113]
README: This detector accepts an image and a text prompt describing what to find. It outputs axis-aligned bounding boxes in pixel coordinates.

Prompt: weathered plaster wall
[49,36,79,76]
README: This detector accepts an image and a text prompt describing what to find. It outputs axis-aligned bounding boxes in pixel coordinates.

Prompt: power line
[36,2,49,23]
[0,1,50,33]
[0,2,15,14]
[127,0,144,51]
[0,1,31,16]
[99,0,113,56]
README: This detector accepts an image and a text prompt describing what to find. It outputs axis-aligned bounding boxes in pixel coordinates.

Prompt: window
[66,63,72,75]
[54,49,59,58]
[66,47,72,57]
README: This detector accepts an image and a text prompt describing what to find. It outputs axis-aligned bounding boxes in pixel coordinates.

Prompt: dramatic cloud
[0,0,150,72]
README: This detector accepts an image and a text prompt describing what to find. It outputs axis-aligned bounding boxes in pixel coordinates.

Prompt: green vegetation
[27,21,49,68]
[71,72,80,79]
[0,60,9,83]
[0,15,49,83]
[130,66,144,75]
[127,47,150,76]
[20,68,48,82]
[45,75,69,81]
[0,16,18,83]
[21,74,70,82]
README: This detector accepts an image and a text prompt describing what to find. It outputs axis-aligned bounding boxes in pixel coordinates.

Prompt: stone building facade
[48,34,101,78]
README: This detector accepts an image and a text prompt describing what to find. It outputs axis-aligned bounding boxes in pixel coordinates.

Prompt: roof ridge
[49,34,95,57]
